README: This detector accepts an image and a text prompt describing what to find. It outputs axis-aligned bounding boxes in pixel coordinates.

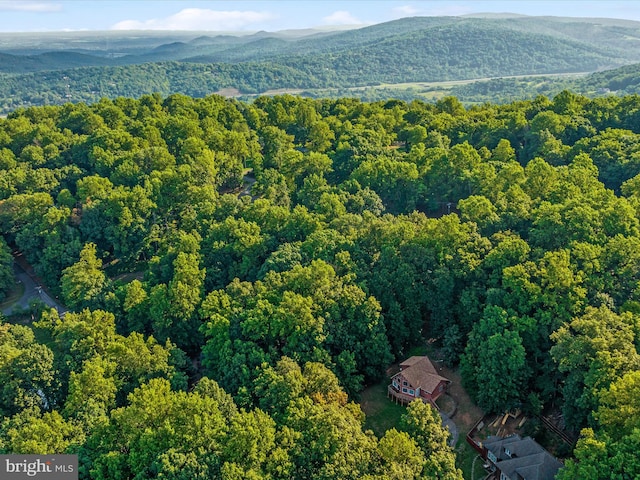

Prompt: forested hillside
[2,15,640,113]
[427,62,640,105]
[1,91,640,478]
[184,21,616,81]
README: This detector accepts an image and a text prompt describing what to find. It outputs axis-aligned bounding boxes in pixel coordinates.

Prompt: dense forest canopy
[0,90,640,478]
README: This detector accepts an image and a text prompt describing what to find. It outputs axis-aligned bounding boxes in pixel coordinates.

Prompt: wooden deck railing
[387,385,419,405]
[387,385,440,410]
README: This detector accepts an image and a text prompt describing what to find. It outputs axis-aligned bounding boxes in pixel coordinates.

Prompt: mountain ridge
[1,15,640,112]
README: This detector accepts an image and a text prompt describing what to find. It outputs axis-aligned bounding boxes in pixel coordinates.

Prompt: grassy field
[360,379,407,437]
[232,71,589,105]
[457,440,485,480]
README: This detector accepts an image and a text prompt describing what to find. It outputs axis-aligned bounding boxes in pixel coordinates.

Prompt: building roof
[400,356,439,373]
[484,435,563,480]
[394,356,450,394]
[484,435,545,461]
[497,451,563,480]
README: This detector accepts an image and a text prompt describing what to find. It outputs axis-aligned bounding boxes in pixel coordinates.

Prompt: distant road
[1,258,66,317]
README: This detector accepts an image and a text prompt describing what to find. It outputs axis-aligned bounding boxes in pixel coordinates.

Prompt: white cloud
[111,8,275,31]
[422,5,474,17]
[393,5,421,16]
[322,10,363,25]
[0,1,62,12]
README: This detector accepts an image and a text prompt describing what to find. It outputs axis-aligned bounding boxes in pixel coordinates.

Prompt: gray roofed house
[483,435,563,480]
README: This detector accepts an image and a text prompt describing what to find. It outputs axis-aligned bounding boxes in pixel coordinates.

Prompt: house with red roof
[387,356,450,409]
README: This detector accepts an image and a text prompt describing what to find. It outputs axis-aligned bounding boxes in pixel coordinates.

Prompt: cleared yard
[360,380,407,437]
[360,356,485,479]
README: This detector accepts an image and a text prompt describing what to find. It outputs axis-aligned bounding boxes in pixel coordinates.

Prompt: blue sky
[1,1,640,32]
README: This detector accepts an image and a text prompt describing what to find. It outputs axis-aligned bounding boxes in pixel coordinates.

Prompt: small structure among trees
[388,356,450,408]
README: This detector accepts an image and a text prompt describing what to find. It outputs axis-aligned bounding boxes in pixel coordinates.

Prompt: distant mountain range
[1,15,640,112]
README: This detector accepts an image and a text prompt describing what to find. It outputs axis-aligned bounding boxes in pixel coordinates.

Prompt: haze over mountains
[1,14,640,112]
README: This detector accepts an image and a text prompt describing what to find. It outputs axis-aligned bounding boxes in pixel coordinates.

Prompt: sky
[1,1,640,32]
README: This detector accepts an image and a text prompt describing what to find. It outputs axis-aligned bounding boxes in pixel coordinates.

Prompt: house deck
[387,384,439,409]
